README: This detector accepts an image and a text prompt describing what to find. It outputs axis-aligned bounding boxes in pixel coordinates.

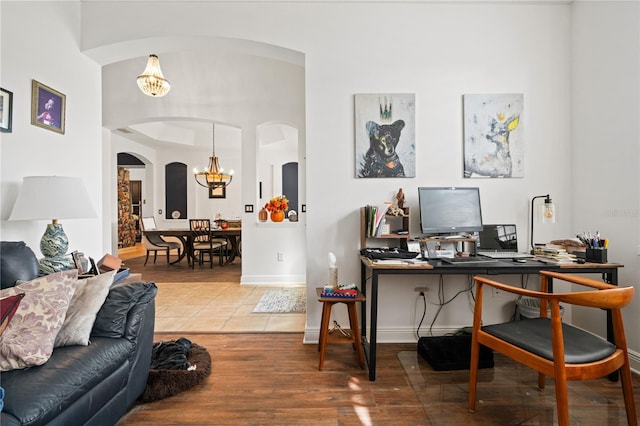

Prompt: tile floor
[154,281,307,333]
[119,244,306,334]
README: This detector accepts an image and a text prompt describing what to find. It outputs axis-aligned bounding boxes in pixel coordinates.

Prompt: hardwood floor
[117,245,640,425]
[117,333,640,426]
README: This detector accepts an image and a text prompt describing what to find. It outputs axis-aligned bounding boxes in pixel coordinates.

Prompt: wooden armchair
[468,270,636,426]
[189,219,227,268]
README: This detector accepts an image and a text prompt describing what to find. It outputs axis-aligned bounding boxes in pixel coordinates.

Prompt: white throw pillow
[54,270,116,347]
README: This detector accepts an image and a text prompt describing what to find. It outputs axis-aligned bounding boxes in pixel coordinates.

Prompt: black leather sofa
[0,241,157,426]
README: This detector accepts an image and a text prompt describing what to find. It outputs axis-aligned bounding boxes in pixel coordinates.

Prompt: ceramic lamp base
[39,255,75,275]
[40,222,69,258]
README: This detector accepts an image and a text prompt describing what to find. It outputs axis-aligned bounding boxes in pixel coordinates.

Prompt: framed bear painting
[355,93,415,178]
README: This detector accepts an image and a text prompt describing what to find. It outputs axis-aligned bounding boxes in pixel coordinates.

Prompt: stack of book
[363,204,390,237]
[320,289,358,299]
[535,247,577,263]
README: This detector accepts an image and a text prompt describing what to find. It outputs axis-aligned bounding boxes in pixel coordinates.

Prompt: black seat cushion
[483,317,616,363]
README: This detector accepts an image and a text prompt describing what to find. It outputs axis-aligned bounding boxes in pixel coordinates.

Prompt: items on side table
[316,287,365,371]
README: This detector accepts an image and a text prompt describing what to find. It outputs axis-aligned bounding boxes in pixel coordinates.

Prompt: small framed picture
[31,80,65,134]
[0,88,13,133]
[208,184,226,199]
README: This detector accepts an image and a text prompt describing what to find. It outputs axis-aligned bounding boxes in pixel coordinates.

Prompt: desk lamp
[9,176,97,274]
[530,194,555,253]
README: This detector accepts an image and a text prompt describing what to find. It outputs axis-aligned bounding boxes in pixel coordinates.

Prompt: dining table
[143,227,241,265]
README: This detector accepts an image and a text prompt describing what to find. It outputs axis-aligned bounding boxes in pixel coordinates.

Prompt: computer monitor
[418,187,483,235]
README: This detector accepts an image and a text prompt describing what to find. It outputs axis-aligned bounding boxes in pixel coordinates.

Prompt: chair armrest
[474,275,634,310]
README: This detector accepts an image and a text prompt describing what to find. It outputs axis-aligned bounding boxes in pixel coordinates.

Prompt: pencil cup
[586,248,607,263]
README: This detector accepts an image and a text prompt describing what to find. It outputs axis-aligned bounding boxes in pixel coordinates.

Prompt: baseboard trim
[304,325,465,345]
[240,275,306,286]
[303,326,640,375]
[629,349,640,374]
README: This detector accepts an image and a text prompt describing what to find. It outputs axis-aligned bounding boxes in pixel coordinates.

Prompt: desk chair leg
[554,376,570,426]
[144,252,150,266]
[347,303,365,369]
[318,301,333,371]
[153,251,157,264]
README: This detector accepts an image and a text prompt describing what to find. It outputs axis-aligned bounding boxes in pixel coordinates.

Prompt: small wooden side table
[316,288,365,371]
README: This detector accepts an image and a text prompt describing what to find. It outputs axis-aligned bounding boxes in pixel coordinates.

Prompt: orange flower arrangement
[264,195,288,213]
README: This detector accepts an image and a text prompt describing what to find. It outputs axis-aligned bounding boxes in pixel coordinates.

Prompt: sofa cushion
[0,337,133,425]
[0,270,78,371]
[54,270,116,347]
[92,281,155,339]
[0,242,39,289]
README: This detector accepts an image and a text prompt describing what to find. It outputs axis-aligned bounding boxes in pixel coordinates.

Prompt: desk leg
[360,262,367,343]
[367,270,379,381]
[360,261,376,380]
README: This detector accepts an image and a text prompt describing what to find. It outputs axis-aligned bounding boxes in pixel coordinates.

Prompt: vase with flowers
[264,195,288,222]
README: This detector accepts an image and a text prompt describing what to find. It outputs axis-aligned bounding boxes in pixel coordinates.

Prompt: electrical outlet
[414,287,429,293]
[277,252,284,262]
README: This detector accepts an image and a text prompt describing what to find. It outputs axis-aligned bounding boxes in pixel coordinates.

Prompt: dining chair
[140,217,182,265]
[189,219,227,268]
[468,270,636,426]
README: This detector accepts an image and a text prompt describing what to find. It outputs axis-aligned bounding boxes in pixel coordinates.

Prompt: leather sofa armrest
[91,281,157,339]
[0,241,39,289]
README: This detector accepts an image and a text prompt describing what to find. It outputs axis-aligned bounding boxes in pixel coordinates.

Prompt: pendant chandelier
[137,54,171,97]
[194,123,233,190]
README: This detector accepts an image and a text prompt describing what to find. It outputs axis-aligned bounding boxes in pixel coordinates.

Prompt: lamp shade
[9,176,97,221]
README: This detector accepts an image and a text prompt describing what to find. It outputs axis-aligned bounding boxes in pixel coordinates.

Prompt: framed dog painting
[355,93,415,178]
[463,93,524,178]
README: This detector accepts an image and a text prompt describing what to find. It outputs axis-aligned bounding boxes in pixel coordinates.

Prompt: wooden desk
[143,228,241,265]
[359,256,624,381]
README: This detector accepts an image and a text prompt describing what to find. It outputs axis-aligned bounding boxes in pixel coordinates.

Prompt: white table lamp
[9,176,97,273]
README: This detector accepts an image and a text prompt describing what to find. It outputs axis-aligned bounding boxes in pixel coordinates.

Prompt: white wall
[1,2,638,364]
[80,0,575,341]
[571,1,640,367]
[0,2,104,258]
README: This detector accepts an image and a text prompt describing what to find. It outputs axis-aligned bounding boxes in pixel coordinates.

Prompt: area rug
[139,342,211,403]
[252,288,306,313]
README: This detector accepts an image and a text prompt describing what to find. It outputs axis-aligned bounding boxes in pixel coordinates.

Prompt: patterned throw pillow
[54,270,116,347]
[0,293,25,335]
[0,270,78,371]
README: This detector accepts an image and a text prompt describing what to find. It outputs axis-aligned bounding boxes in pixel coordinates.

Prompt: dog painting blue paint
[355,94,415,178]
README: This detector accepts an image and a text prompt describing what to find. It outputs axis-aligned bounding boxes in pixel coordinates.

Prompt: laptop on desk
[476,224,533,259]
